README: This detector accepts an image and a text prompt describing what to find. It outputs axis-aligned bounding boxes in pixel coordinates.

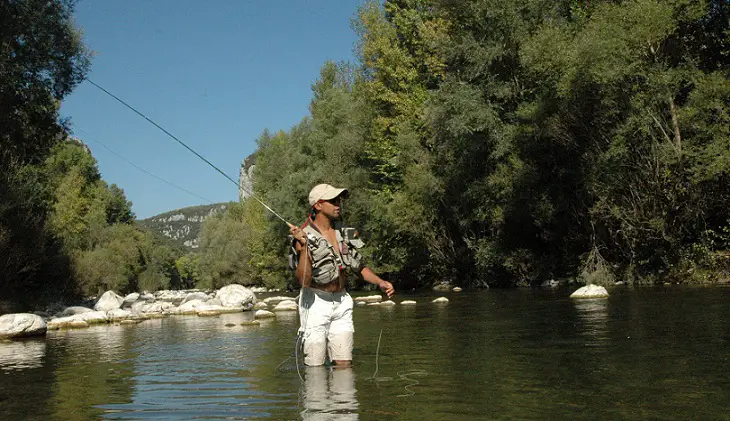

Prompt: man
[289,183,394,367]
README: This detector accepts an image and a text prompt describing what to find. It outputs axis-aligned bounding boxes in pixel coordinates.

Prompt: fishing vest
[289,225,365,285]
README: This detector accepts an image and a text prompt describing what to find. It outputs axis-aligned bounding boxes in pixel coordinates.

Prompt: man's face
[315,196,342,219]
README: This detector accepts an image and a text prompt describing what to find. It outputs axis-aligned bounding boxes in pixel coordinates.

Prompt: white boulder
[139,292,156,302]
[400,300,417,305]
[56,306,93,317]
[137,302,173,314]
[121,293,140,308]
[195,304,241,316]
[155,290,188,305]
[570,285,609,299]
[354,295,383,303]
[181,292,209,304]
[176,299,206,314]
[216,284,256,308]
[432,297,449,303]
[78,311,108,324]
[94,291,124,311]
[255,310,276,319]
[195,304,228,316]
[107,309,132,322]
[367,300,396,307]
[272,300,298,312]
[263,296,296,305]
[0,313,47,339]
[47,316,85,330]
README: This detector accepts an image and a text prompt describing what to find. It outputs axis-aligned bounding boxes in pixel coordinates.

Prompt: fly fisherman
[288,184,395,367]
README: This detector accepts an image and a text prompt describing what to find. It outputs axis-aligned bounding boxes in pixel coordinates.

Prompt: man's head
[309,184,348,219]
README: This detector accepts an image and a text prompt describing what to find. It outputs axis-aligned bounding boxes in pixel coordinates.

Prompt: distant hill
[137,203,230,250]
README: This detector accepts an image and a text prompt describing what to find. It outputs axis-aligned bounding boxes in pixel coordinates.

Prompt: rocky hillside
[137,203,230,249]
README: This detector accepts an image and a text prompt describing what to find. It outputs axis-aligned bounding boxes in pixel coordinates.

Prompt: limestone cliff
[137,203,229,249]
[238,153,256,201]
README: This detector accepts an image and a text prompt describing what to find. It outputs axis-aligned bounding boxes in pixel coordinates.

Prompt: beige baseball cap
[308,184,348,206]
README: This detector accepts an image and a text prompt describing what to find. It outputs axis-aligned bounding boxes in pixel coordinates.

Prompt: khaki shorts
[299,288,354,366]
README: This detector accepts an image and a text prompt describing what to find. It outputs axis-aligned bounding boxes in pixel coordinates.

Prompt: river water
[1,285,730,420]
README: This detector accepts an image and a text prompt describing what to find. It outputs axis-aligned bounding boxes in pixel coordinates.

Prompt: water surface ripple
[2,286,730,420]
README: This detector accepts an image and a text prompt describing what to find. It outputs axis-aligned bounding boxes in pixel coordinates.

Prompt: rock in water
[272,300,298,312]
[353,295,382,303]
[570,285,609,299]
[255,310,276,319]
[216,284,256,308]
[94,291,124,311]
[0,314,47,339]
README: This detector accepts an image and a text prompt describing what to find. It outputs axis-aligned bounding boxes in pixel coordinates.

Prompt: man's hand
[288,223,307,246]
[378,280,395,298]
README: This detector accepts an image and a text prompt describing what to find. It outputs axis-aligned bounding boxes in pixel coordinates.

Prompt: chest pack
[288,225,365,285]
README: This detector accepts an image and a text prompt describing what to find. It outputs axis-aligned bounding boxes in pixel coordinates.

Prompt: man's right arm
[295,241,312,287]
[289,223,312,287]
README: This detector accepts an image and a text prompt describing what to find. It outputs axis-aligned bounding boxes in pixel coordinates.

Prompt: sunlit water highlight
[2,286,730,420]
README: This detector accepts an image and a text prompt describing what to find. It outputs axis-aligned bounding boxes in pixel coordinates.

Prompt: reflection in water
[0,339,46,370]
[300,366,358,420]
[47,325,137,420]
[4,289,730,420]
[573,298,609,340]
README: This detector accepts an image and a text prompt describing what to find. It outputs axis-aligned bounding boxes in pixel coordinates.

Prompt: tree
[0,0,90,307]
[0,0,90,168]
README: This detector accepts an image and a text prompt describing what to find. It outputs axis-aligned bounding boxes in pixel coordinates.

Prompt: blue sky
[61,0,367,219]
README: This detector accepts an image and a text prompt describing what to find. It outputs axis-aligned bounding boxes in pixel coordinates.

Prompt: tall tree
[0,0,90,167]
[0,0,90,307]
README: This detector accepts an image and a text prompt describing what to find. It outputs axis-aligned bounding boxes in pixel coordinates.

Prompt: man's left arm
[360,267,394,298]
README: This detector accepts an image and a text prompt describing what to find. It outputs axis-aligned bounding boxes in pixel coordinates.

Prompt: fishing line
[395,370,428,398]
[294,244,312,383]
[371,328,383,380]
[87,79,291,226]
[275,354,295,373]
[369,327,428,397]
[74,126,214,204]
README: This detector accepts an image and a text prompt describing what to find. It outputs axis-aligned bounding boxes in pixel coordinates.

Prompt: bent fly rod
[87,79,293,227]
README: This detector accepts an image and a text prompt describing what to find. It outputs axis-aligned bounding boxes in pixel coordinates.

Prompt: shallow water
[2,286,730,420]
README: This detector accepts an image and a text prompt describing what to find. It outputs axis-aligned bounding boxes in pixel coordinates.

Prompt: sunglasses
[320,197,342,205]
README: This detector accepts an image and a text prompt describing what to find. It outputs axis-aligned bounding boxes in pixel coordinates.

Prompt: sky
[60,0,367,219]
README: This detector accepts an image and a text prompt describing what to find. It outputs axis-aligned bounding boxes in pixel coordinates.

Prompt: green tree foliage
[241,0,730,288]
[42,140,180,297]
[196,201,287,290]
[0,0,90,307]
[73,224,142,296]
[6,0,728,300]
[175,254,200,289]
[519,0,730,282]
[0,0,90,167]
[0,165,75,307]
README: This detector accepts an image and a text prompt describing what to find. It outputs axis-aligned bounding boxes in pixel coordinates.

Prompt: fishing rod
[89,79,376,385]
[87,79,293,227]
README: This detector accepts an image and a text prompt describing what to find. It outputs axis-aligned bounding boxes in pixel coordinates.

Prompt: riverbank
[0,283,460,340]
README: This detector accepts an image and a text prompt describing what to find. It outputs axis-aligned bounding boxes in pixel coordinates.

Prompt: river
[1,285,729,420]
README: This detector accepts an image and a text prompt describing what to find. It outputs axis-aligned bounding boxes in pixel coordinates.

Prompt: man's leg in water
[328,292,354,367]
